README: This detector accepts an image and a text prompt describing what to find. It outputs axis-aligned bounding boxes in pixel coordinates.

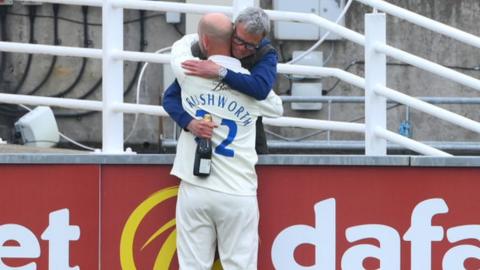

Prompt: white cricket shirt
[169,34,283,196]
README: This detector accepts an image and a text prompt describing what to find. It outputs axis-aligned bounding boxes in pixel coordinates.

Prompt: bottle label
[199,159,211,174]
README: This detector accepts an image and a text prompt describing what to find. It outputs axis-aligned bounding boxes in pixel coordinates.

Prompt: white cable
[124,46,172,142]
[287,0,354,65]
[18,104,31,112]
[18,104,96,151]
[58,131,96,151]
[323,43,335,66]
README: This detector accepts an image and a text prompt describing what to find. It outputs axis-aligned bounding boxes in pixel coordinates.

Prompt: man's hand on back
[182,60,221,79]
[187,119,218,139]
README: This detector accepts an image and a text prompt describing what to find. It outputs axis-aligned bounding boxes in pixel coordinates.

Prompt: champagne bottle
[193,114,212,177]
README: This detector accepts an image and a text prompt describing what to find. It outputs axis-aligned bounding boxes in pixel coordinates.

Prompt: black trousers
[255,117,268,154]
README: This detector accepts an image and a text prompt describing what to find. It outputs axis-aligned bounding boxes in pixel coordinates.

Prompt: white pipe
[0,41,102,59]
[356,0,480,49]
[375,127,452,157]
[111,103,168,117]
[265,11,366,46]
[112,50,171,64]
[263,117,365,133]
[277,65,366,89]
[0,93,102,111]
[375,85,480,134]
[17,0,102,6]
[113,0,232,15]
[375,43,480,92]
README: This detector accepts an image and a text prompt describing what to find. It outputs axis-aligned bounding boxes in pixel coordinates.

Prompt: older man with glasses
[163,7,278,154]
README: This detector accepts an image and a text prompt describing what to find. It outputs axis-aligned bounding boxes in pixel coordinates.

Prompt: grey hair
[235,7,270,37]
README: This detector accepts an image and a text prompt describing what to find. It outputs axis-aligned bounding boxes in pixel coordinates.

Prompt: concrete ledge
[258,155,410,166]
[0,153,176,164]
[0,144,87,154]
[411,156,480,167]
[0,153,409,166]
[1,153,479,167]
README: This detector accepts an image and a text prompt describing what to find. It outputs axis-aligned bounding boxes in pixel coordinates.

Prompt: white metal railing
[356,0,480,49]
[0,41,102,58]
[114,0,232,15]
[374,128,451,157]
[276,65,365,89]
[374,85,480,134]
[375,44,480,92]
[0,93,102,111]
[1,0,479,157]
[263,117,365,134]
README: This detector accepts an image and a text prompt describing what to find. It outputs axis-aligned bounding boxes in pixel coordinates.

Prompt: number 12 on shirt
[196,109,236,157]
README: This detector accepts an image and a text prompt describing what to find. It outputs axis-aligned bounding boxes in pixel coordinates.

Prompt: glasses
[232,34,260,51]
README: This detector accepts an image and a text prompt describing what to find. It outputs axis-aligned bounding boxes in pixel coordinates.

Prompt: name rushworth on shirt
[184,91,255,127]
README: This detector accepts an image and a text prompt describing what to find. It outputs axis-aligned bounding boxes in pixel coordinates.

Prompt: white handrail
[374,128,452,157]
[266,11,366,46]
[113,0,366,48]
[263,117,365,133]
[112,50,171,64]
[0,41,102,59]
[113,103,366,134]
[374,85,480,134]
[0,93,364,135]
[0,93,103,111]
[17,0,102,7]
[375,43,480,92]
[277,65,365,89]
[111,103,168,116]
[113,0,232,15]
[355,0,480,49]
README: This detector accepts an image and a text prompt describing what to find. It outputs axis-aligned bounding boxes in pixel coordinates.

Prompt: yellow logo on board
[119,186,223,270]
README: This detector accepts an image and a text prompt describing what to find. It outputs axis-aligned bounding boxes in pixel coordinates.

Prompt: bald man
[169,13,283,270]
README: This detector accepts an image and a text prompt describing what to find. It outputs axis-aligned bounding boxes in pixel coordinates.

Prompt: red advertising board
[101,165,180,270]
[257,166,480,270]
[0,165,99,270]
[1,163,479,269]
[101,165,480,270]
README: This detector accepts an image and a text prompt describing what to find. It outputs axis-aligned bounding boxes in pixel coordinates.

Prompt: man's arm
[164,34,198,130]
[165,34,217,138]
[224,50,277,100]
[181,50,278,100]
[162,80,192,129]
[162,80,217,138]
